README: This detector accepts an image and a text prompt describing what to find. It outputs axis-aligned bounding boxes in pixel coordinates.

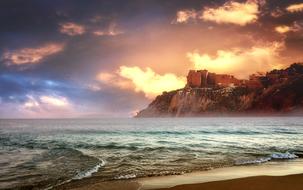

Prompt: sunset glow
[119,66,186,99]
[286,3,303,12]
[0,0,302,117]
[187,42,283,78]
[202,1,259,25]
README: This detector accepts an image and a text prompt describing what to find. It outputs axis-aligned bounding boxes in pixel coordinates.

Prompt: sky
[0,0,302,118]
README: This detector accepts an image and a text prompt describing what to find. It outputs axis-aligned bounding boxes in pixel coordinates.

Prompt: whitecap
[235,157,271,165]
[73,159,105,180]
[114,174,137,180]
[271,152,298,159]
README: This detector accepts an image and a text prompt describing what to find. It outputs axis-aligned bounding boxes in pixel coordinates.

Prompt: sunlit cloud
[187,42,284,79]
[174,10,198,23]
[96,72,133,90]
[40,95,69,107]
[275,25,291,34]
[119,66,186,99]
[275,23,302,34]
[21,95,73,117]
[24,95,69,108]
[23,96,40,108]
[2,43,64,65]
[202,1,259,26]
[97,67,186,99]
[93,23,123,36]
[59,22,86,36]
[173,1,259,26]
[286,3,303,12]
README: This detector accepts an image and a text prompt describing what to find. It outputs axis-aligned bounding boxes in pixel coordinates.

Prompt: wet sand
[55,179,140,190]
[56,159,303,190]
[154,174,303,190]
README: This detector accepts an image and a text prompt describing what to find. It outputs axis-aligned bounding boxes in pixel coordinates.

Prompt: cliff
[136,63,303,117]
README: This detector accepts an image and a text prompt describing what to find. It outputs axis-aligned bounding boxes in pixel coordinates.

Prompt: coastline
[152,174,303,190]
[56,159,303,190]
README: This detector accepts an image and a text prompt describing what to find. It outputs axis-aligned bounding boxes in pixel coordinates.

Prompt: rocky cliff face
[136,63,303,117]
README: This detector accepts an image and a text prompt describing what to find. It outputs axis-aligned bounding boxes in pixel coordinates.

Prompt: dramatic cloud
[275,25,291,34]
[118,66,186,99]
[1,0,303,118]
[2,43,64,65]
[286,3,303,12]
[93,23,123,36]
[202,1,259,25]
[59,22,86,36]
[23,96,40,109]
[173,1,259,25]
[187,42,284,79]
[23,95,69,109]
[40,95,69,107]
[275,23,302,34]
[21,95,73,117]
[96,72,133,90]
[174,10,198,23]
[97,67,186,99]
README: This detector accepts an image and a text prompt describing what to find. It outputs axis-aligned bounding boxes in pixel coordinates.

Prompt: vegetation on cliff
[136,63,303,117]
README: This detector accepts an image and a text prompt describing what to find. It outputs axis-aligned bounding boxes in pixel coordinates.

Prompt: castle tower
[187,70,202,87]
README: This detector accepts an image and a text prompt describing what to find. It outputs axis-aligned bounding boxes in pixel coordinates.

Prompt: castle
[186,69,263,89]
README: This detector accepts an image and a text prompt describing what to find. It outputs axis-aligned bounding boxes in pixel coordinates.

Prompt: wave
[73,159,105,180]
[114,174,137,180]
[271,152,298,159]
[235,157,272,165]
[235,152,298,166]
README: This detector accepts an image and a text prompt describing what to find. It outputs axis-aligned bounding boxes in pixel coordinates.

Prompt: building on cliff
[186,70,243,88]
[186,69,266,89]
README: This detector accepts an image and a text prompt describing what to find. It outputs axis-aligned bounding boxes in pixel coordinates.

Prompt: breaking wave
[73,159,105,180]
[236,152,298,165]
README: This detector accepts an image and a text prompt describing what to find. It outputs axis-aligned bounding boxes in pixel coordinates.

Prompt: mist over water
[1,117,303,189]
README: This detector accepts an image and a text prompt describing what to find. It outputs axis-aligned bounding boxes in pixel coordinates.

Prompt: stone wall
[187,70,202,87]
[187,70,242,88]
[186,69,266,89]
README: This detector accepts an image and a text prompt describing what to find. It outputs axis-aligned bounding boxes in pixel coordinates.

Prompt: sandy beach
[56,159,303,190]
[56,174,303,190]
[154,174,303,190]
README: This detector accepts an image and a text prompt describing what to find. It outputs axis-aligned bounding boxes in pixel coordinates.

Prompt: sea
[0,117,303,189]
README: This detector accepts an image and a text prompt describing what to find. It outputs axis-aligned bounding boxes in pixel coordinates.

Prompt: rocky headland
[136,63,303,117]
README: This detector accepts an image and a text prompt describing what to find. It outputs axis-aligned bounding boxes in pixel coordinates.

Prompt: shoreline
[55,159,303,190]
[152,173,303,190]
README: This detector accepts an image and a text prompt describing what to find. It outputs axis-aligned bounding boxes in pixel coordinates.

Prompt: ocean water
[0,117,303,189]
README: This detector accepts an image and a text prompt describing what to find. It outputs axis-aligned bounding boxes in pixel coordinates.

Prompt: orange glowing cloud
[2,43,64,65]
[174,10,198,23]
[97,67,186,99]
[59,22,86,36]
[202,1,259,26]
[286,3,303,12]
[275,25,291,34]
[275,23,302,34]
[275,25,291,33]
[96,72,133,90]
[187,42,284,79]
[118,66,186,99]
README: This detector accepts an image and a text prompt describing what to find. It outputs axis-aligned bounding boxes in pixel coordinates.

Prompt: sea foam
[271,152,298,159]
[236,152,298,165]
[114,174,137,180]
[73,159,106,180]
